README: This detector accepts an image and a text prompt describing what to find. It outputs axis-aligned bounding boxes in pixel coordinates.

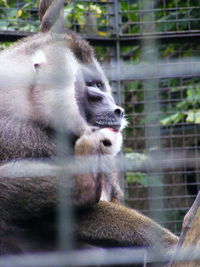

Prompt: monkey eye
[95,81,104,89]
[87,93,103,102]
[86,80,104,89]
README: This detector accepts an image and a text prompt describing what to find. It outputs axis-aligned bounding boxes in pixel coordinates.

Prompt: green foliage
[126,172,148,186]
[0,0,39,31]
[64,1,107,35]
[1,0,199,34]
[121,0,200,34]
[0,41,12,50]
[121,2,140,34]
[0,0,107,33]
[161,83,200,125]
[125,152,148,186]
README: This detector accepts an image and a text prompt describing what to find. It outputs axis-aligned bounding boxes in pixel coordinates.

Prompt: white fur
[100,190,109,201]
[32,49,47,68]
[0,49,37,119]
[0,37,88,135]
[99,128,122,155]
[30,44,89,135]
[120,117,128,131]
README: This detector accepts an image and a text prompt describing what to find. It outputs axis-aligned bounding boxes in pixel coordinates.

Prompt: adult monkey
[0,0,178,257]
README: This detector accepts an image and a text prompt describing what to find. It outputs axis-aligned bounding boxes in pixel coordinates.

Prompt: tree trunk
[168,190,200,267]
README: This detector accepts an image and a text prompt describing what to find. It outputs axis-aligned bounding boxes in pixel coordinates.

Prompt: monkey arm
[72,170,102,208]
[73,130,103,207]
[77,201,178,252]
[0,176,177,254]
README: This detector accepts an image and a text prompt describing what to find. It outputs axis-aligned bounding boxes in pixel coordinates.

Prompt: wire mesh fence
[0,0,200,266]
[120,0,200,35]
[1,1,200,35]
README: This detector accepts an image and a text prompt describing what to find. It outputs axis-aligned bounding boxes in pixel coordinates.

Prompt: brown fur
[77,201,178,249]
[75,128,123,203]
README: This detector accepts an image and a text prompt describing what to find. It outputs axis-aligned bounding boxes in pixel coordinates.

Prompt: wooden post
[168,190,200,266]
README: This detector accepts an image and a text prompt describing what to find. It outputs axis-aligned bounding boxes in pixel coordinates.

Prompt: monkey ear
[39,0,65,33]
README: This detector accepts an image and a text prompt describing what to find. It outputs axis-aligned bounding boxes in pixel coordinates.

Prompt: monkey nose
[114,107,124,118]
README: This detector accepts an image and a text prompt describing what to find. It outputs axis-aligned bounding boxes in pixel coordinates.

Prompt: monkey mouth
[94,122,121,131]
[108,128,119,132]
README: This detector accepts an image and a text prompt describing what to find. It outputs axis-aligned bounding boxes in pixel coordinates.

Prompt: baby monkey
[75,127,123,203]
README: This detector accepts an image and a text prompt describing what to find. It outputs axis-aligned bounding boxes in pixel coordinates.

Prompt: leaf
[193,113,200,123]
[64,4,74,18]
[186,110,200,124]
[0,20,9,28]
[77,15,85,27]
[89,5,102,15]
[160,112,184,125]
[176,100,189,110]
[17,9,23,18]
[186,111,195,123]
[76,4,85,10]
[0,0,7,7]
[98,31,108,36]
[126,172,148,186]
[126,152,147,161]
[5,9,18,18]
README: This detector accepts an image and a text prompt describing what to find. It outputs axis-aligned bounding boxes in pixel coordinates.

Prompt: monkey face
[83,84,124,131]
[75,62,127,133]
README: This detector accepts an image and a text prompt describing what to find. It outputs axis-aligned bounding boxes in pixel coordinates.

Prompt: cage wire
[0,0,200,266]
